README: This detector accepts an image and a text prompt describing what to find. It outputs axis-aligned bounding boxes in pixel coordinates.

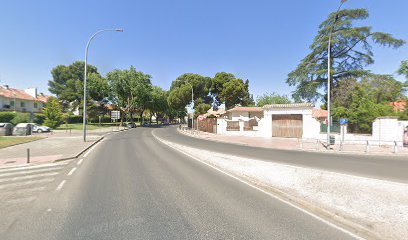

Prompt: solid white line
[56,180,66,191]
[83,141,101,158]
[77,159,83,165]
[0,172,59,183]
[151,129,365,240]
[0,178,55,190]
[0,166,63,178]
[67,167,77,176]
[0,161,69,173]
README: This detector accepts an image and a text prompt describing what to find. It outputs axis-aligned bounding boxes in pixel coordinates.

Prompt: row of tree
[47,62,259,126]
[44,7,408,132]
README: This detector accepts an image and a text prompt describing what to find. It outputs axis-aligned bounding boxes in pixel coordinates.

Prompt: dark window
[34,102,38,108]
[20,102,25,107]
[10,101,14,107]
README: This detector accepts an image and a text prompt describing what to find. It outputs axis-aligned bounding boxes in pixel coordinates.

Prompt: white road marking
[77,159,83,165]
[0,178,55,190]
[151,129,365,240]
[83,141,102,158]
[0,161,69,173]
[56,180,66,191]
[0,186,46,197]
[67,167,77,176]
[0,166,63,178]
[0,172,59,183]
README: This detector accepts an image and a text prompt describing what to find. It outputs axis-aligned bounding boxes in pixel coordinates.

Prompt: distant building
[0,85,49,113]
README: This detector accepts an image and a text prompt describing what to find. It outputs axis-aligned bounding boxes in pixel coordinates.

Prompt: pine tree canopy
[287,8,405,103]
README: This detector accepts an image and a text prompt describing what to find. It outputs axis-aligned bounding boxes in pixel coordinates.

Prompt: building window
[34,102,38,108]
[20,102,25,107]
[10,101,14,107]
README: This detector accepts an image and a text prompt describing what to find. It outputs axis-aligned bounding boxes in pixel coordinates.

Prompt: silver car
[31,123,51,133]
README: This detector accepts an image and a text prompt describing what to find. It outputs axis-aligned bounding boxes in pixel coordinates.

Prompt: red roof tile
[226,106,263,112]
[312,108,328,119]
[0,86,49,103]
[389,100,407,112]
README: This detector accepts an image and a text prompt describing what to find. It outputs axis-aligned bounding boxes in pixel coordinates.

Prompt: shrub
[67,115,83,124]
[33,113,46,124]
[0,112,16,123]
[11,112,30,125]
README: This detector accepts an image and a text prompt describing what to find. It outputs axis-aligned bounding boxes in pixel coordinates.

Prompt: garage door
[272,114,303,138]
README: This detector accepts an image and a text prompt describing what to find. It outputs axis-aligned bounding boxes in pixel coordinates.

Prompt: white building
[0,85,48,113]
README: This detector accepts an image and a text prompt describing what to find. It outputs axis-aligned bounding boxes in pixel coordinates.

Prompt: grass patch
[0,136,44,149]
[56,123,114,130]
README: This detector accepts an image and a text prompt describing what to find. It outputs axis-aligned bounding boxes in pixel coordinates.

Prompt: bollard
[339,141,343,151]
[27,148,30,164]
[365,141,369,153]
[316,140,319,150]
[394,141,398,154]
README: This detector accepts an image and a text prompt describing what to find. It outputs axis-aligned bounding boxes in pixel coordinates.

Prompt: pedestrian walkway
[0,127,127,167]
[180,128,408,156]
[0,161,70,232]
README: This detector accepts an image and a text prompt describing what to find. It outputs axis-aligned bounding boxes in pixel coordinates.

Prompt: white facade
[0,95,45,113]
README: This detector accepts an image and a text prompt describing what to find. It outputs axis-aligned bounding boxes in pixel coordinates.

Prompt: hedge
[0,112,16,123]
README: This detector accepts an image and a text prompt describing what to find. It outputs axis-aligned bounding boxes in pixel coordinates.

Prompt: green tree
[256,92,292,107]
[332,85,396,133]
[287,8,405,103]
[48,61,100,110]
[398,60,408,80]
[219,79,248,109]
[42,97,63,129]
[107,66,152,124]
[147,86,168,123]
[194,98,211,118]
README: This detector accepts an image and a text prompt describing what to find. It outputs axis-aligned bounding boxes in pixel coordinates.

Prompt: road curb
[53,136,105,163]
[177,128,408,157]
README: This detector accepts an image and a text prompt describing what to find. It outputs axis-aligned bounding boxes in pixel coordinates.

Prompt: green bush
[0,112,16,123]
[33,113,46,124]
[67,115,83,123]
[11,112,30,125]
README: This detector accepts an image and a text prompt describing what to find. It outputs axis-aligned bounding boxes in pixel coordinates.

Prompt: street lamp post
[175,80,194,129]
[83,28,123,142]
[327,0,347,147]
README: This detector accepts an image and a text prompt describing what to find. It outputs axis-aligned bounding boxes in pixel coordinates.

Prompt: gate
[272,114,303,138]
[198,118,217,133]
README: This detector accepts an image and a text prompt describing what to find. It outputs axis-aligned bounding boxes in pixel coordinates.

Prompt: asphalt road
[2,127,356,240]
[155,126,408,183]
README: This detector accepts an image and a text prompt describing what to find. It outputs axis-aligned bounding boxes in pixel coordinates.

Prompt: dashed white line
[56,180,66,191]
[67,167,77,176]
[77,159,83,165]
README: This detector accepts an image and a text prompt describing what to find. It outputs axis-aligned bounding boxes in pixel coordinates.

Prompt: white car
[31,123,51,133]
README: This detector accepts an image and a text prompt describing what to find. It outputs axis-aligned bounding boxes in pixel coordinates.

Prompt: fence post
[339,141,343,152]
[27,148,30,164]
[394,141,398,154]
[365,141,369,153]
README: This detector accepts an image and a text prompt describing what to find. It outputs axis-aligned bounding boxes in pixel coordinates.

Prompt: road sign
[340,118,348,125]
[111,110,120,120]
[197,115,204,121]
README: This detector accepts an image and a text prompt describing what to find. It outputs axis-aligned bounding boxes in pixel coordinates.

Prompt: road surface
[155,126,408,183]
[1,127,356,240]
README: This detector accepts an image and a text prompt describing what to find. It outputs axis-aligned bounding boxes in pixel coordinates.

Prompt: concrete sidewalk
[180,128,408,156]
[0,127,127,167]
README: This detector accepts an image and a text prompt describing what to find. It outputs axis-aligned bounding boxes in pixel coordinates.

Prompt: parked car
[13,123,33,136]
[31,123,51,133]
[0,123,13,136]
[125,122,137,128]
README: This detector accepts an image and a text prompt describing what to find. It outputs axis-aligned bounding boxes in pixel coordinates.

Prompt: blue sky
[0,0,407,100]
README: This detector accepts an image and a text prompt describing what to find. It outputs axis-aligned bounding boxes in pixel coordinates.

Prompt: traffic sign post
[111,111,120,120]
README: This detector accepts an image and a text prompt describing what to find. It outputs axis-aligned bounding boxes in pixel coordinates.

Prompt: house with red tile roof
[389,100,407,112]
[0,85,49,113]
